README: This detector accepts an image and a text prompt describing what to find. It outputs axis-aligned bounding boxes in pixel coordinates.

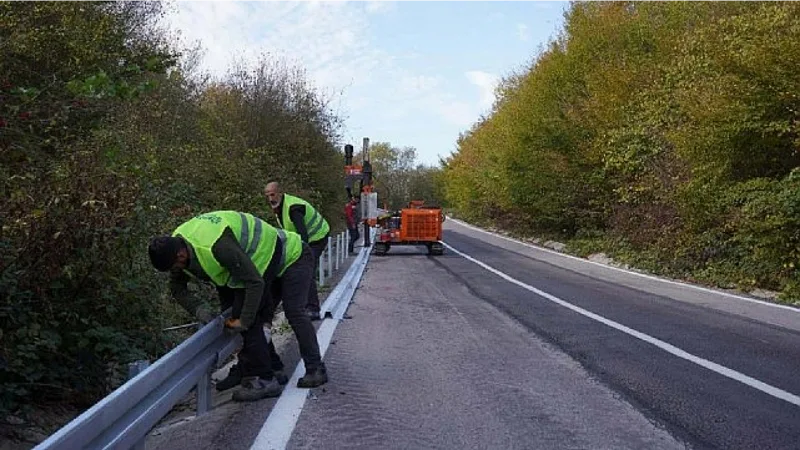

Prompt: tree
[442,1,800,299]
[0,1,349,423]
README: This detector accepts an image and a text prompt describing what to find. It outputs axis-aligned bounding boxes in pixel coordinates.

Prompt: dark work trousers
[218,285,284,379]
[279,243,324,371]
[347,225,360,253]
[306,236,328,313]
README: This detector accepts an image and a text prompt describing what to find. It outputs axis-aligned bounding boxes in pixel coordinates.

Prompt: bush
[0,1,348,417]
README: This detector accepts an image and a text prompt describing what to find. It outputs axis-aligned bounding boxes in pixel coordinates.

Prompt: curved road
[288,220,800,450]
[149,219,800,450]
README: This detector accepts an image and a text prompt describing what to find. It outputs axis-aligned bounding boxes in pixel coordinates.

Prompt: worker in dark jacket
[148,211,328,402]
[345,196,360,254]
[264,182,330,321]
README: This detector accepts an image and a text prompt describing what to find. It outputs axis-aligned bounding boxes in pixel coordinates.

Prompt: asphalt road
[149,219,800,449]
[288,220,800,450]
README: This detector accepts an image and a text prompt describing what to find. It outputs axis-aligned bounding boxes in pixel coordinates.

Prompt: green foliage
[0,1,347,418]
[443,2,800,301]
[363,142,444,210]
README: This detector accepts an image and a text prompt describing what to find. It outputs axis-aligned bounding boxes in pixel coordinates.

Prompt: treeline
[442,2,800,301]
[0,2,347,417]
[365,142,445,210]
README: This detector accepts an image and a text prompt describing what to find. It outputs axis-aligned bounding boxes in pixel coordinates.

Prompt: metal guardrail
[35,228,368,450]
[321,227,375,320]
[35,312,241,450]
[319,230,353,287]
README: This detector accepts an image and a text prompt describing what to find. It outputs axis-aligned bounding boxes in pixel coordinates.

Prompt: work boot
[297,365,328,388]
[274,369,289,385]
[215,364,242,392]
[232,376,282,402]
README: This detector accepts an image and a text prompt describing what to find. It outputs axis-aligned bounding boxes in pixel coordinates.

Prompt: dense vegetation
[0,1,349,422]
[365,142,445,211]
[442,2,800,302]
[4,0,800,441]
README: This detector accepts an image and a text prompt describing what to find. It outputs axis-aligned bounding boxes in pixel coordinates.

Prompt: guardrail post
[340,232,345,264]
[127,360,150,380]
[36,310,242,450]
[319,251,325,286]
[327,236,333,276]
[126,360,150,450]
[338,233,342,265]
[334,234,340,272]
[196,371,213,416]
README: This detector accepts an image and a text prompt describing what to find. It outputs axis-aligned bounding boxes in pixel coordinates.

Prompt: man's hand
[224,318,246,335]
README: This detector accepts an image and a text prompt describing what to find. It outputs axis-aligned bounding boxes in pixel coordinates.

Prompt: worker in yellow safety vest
[147,211,328,402]
[264,182,330,321]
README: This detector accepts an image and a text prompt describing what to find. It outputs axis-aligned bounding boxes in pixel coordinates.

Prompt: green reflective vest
[278,194,330,243]
[173,211,302,287]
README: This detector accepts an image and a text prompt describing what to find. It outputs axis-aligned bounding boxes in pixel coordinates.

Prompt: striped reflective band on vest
[277,229,287,269]
[237,212,262,257]
[238,212,286,269]
[307,210,324,238]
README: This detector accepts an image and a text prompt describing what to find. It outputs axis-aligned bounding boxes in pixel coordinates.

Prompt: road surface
[151,219,800,450]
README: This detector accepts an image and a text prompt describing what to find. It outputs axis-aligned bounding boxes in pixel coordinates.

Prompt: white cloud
[390,72,483,127]
[365,1,397,15]
[161,1,496,159]
[164,1,389,89]
[517,23,530,42]
[465,70,499,111]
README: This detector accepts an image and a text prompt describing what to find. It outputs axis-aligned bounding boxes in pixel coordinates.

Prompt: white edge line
[442,241,800,407]
[447,216,800,313]
[249,244,373,450]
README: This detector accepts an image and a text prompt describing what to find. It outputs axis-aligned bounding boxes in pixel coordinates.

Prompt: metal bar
[162,322,199,332]
[127,361,150,450]
[334,234,340,272]
[196,372,213,416]
[35,312,233,450]
[319,245,370,317]
[326,236,333,276]
[217,335,243,366]
[127,360,150,380]
[340,232,345,264]
[333,247,372,320]
[94,346,222,450]
[132,437,145,450]
[345,229,349,258]
[318,250,325,286]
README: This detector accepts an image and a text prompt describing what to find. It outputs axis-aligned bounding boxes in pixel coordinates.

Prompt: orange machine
[374,201,445,256]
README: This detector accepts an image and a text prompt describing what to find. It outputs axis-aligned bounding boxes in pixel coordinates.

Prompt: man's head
[264,181,283,210]
[148,236,189,272]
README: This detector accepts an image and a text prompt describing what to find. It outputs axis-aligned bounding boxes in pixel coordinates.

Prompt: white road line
[442,241,800,408]
[447,217,800,313]
[250,245,373,450]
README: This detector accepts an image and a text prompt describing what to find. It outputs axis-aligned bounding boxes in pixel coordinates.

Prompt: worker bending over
[148,211,328,402]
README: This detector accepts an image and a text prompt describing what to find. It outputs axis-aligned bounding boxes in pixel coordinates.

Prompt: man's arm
[169,270,215,322]
[212,229,265,329]
[289,204,309,243]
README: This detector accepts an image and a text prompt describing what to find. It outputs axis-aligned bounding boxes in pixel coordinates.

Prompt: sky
[163,1,570,166]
